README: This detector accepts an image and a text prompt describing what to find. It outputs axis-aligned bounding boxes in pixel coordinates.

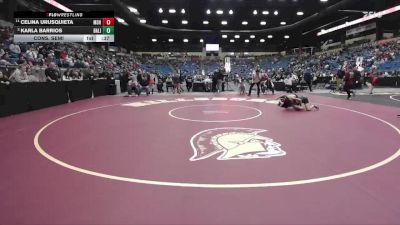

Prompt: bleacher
[178,60,200,76]
[259,57,291,71]
[142,63,172,75]
[230,58,253,77]
[379,58,400,71]
[204,61,219,75]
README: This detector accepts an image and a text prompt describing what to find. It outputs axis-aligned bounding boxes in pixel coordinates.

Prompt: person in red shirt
[261,71,275,95]
[369,69,379,95]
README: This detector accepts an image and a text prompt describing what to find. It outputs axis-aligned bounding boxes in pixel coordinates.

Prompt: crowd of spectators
[1,21,400,92]
[0,25,145,85]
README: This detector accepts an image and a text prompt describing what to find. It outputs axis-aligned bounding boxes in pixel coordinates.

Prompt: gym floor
[1,91,399,224]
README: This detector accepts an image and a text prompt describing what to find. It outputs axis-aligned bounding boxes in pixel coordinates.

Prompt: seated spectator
[17,56,26,65]
[87,68,96,80]
[0,51,11,65]
[24,47,37,62]
[0,44,5,59]
[0,71,10,85]
[26,66,39,82]
[74,70,83,81]
[62,69,72,81]
[45,63,60,82]
[31,65,46,82]
[284,75,294,93]
[8,42,21,58]
[9,65,29,83]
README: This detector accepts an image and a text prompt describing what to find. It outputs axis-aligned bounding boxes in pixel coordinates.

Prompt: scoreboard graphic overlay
[14,12,114,43]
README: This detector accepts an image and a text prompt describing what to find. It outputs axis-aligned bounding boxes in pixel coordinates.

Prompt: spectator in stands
[0,45,5,59]
[25,66,39,82]
[0,71,10,85]
[62,69,73,81]
[9,64,29,83]
[8,42,21,58]
[16,55,26,65]
[31,65,46,82]
[0,51,10,65]
[86,68,97,80]
[24,47,37,62]
[73,70,83,81]
[45,63,60,82]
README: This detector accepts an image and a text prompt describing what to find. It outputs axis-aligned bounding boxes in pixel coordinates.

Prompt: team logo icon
[190,128,286,161]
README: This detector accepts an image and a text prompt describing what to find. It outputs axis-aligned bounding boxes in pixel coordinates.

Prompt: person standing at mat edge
[248,68,262,97]
[344,67,355,100]
[369,68,379,95]
[303,68,313,92]
[214,68,225,93]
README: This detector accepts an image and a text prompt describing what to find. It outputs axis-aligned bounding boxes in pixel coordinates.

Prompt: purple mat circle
[168,104,262,122]
[34,98,400,188]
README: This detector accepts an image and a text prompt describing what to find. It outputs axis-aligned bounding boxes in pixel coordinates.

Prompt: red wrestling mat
[1,93,400,224]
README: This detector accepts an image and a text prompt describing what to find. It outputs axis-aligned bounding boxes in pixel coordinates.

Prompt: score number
[102,18,115,26]
[102,26,114,34]
[102,18,114,35]
[100,36,111,41]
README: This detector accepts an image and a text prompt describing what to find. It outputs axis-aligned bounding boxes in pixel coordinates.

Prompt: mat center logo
[190,128,286,161]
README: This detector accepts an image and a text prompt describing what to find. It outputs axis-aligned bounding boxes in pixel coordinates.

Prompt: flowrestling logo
[190,128,286,161]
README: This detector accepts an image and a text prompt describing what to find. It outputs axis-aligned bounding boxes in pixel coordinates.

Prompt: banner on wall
[356,57,364,67]
[225,57,231,73]
[346,23,376,36]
